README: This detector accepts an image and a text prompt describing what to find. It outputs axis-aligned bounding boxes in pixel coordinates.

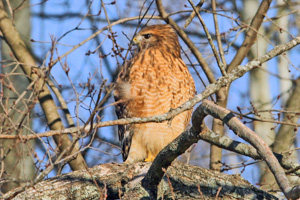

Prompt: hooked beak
[133,37,138,43]
[133,35,140,45]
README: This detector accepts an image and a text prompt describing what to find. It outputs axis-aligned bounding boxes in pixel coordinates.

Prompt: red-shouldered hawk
[114,24,195,163]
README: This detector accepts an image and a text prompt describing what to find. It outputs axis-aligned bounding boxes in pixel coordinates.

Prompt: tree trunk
[262,77,300,192]
[0,0,35,193]
[242,0,276,191]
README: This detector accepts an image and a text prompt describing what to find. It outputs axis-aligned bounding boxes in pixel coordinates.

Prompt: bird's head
[133,29,158,49]
[132,24,181,57]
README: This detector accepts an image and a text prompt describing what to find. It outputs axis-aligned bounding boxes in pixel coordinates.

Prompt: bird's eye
[143,34,151,39]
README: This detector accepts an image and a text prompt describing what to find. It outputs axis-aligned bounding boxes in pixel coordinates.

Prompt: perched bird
[114,24,195,163]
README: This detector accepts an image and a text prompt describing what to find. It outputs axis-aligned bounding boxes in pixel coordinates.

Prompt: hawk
[114,24,195,163]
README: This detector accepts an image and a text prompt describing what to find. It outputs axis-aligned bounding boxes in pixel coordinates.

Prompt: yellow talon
[144,152,156,162]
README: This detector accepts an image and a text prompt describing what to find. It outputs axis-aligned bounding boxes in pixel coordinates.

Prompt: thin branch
[0,1,86,170]
[227,0,272,72]
[188,0,226,76]
[183,0,204,28]
[155,0,216,84]
[49,15,162,68]
[1,36,299,140]
[211,0,227,68]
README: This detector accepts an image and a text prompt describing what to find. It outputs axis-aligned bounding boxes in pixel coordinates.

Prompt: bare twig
[188,0,226,76]
[215,186,222,199]
[211,0,227,68]
[0,1,86,170]
[1,36,299,140]
[184,0,204,28]
[227,0,272,73]
[210,0,273,172]
[156,0,216,84]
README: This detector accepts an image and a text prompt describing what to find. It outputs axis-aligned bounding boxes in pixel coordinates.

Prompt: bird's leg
[124,134,147,163]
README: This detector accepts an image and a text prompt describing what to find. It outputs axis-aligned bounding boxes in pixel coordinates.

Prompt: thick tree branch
[199,127,300,176]
[200,100,299,200]
[142,100,300,199]
[7,162,277,200]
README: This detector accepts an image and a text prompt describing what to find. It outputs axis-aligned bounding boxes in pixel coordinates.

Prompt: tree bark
[0,0,35,192]
[6,162,277,200]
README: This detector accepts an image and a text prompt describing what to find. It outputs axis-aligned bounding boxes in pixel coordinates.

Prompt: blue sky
[28,0,299,185]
